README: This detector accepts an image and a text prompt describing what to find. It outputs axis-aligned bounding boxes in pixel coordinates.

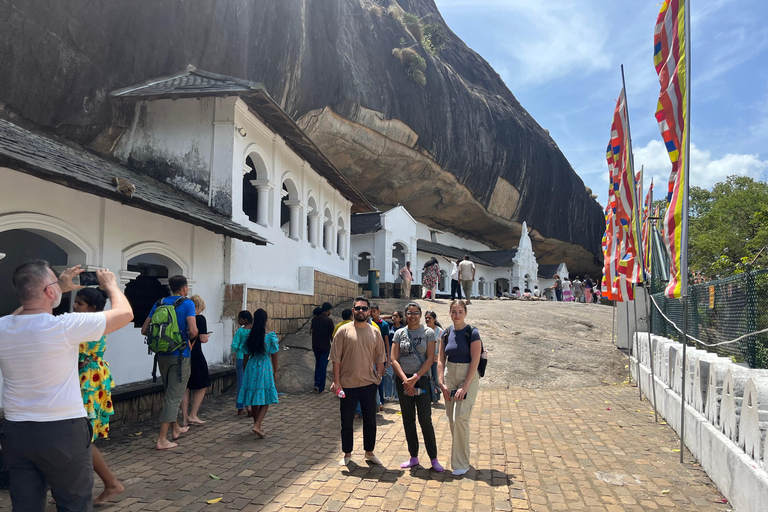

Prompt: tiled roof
[537,264,560,278]
[110,66,375,214]
[350,212,382,235]
[0,118,268,246]
[472,249,518,267]
[416,239,497,267]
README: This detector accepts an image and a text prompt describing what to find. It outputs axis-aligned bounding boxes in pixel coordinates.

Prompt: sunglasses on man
[354,306,369,312]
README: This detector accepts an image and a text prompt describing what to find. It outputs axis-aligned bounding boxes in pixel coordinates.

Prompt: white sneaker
[339,456,352,466]
[452,468,469,476]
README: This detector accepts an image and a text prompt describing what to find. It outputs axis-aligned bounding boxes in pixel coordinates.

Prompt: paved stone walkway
[0,386,730,511]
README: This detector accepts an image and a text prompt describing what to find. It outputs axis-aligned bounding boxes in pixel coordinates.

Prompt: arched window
[242,154,271,226]
[322,208,333,253]
[280,179,301,240]
[478,277,486,296]
[0,229,80,316]
[438,269,448,292]
[123,253,185,328]
[357,252,371,277]
[391,243,407,281]
[306,196,319,247]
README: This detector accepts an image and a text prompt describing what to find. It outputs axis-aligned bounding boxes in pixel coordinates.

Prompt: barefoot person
[181,295,211,426]
[230,310,253,415]
[0,262,132,510]
[141,275,198,450]
[390,302,444,472]
[237,309,279,437]
[331,297,386,466]
[438,299,482,476]
[73,287,125,505]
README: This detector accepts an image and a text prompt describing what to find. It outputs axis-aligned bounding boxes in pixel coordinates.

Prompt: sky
[433,0,768,208]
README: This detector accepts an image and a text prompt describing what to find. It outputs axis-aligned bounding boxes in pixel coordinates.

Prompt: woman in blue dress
[237,308,279,437]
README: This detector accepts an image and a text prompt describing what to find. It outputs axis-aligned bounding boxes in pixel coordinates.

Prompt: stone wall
[225,270,358,340]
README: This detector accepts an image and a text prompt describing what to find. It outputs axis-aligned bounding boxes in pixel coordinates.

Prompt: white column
[338,229,347,259]
[284,200,303,241]
[308,212,320,248]
[250,179,273,227]
[324,222,333,254]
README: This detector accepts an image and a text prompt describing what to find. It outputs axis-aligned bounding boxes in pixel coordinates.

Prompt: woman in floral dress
[421,257,440,301]
[73,288,124,505]
[237,308,279,437]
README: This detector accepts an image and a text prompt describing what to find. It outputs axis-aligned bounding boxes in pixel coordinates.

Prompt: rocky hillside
[0,0,604,275]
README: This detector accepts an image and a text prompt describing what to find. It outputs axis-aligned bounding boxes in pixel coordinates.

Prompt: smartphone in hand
[77,271,99,287]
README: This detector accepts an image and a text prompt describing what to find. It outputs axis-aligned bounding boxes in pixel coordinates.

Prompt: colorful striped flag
[654,0,689,298]
[642,179,654,273]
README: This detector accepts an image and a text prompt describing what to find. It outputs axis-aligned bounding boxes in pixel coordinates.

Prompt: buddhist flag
[607,88,642,294]
[654,0,689,298]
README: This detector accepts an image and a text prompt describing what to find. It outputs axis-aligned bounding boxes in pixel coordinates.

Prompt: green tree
[688,176,768,276]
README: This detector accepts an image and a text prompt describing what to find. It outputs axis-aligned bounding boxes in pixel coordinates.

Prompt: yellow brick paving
[0,386,730,511]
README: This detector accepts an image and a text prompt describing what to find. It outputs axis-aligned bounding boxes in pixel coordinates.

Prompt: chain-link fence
[650,268,768,368]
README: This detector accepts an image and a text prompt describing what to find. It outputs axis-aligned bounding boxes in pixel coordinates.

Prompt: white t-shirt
[0,312,106,422]
[458,260,475,281]
[450,262,459,280]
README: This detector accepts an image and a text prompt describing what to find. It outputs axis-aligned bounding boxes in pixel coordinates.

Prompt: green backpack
[146,297,187,355]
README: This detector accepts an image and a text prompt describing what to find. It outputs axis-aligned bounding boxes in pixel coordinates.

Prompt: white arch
[243,144,272,181]
[280,171,301,200]
[306,194,318,213]
[121,241,190,278]
[0,212,98,264]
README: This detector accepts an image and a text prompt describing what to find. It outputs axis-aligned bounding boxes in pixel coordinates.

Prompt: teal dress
[237,332,279,406]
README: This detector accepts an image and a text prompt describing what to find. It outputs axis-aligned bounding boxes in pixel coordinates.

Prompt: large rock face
[0,0,604,275]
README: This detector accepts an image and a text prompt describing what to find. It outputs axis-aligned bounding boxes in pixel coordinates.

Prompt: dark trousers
[339,383,378,454]
[395,376,438,460]
[555,289,563,302]
[314,350,330,391]
[450,279,462,300]
[1,417,93,512]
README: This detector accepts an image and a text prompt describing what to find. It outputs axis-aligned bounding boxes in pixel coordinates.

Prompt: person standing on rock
[438,299,482,476]
[311,302,335,393]
[390,302,444,472]
[572,276,583,303]
[331,297,386,466]
[458,256,475,304]
[549,274,563,302]
[442,257,462,301]
[583,276,594,304]
[399,261,413,299]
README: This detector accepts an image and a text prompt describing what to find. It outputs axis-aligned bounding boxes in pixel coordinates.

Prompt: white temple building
[350,206,545,298]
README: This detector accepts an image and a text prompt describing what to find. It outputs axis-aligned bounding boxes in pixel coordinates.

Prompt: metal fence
[650,268,768,368]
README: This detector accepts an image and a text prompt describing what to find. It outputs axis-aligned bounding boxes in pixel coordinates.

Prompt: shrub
[422,22,448,55]
[369,5,383,16]
[392,47,427,87]
[401,12,422,42]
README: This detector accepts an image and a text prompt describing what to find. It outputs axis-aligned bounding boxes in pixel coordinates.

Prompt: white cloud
[633,139,768,193]
[436,0,612,87]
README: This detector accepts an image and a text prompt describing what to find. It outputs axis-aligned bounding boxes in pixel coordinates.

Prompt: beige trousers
[443,361,480,471]
[401,280,412,298]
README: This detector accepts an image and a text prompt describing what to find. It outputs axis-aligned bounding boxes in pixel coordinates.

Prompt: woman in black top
[181,294,211,426]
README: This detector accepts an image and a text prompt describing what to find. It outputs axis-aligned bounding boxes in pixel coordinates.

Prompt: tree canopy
[687,176,768,276]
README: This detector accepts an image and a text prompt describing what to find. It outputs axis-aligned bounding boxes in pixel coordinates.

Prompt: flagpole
[620,65,645,258]
[679,0,692,464]
[632,284,642,400]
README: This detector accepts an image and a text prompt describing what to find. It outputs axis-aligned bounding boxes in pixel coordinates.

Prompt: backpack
[442,324,488,378]
[146,297,188,382]
[146,297,188,355]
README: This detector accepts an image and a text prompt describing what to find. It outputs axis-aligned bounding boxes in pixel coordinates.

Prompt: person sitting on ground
[333,308,353,337]
[0,262,132,510]
[181,295,211,427]
[231,310,252,415]
[141,275,198,450]
[73,286,125,505]
[238,308,279,437]
[522,288,533,300]
[533,286,541,299]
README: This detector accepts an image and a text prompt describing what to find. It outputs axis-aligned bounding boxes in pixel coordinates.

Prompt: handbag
[405,329,438,402]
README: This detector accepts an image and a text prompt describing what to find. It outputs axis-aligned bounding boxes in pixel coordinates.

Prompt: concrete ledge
[631,333,768,512]
[110,364,237,428]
